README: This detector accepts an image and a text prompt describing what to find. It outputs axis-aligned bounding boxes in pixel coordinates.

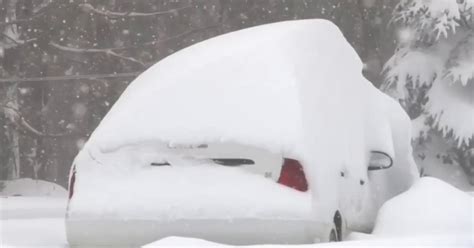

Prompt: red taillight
[277,158,308,192]
[68,166,76,199]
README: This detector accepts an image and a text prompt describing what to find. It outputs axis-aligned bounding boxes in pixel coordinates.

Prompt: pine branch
[460,14,473,29]
[79,3,191,18]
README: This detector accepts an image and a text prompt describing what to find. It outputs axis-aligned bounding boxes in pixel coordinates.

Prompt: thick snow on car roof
[88,19,392,157]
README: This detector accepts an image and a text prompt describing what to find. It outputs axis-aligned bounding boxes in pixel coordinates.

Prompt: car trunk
[67,142,316,246]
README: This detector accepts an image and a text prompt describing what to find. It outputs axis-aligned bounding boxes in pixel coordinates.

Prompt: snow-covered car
[65,19,419,246]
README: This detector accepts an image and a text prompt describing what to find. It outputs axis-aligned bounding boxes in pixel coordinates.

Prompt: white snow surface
[2,178,471,247]
[143,236,225,247]
[145,235,473,247]
[86,19,395,159]
[0,178,67,197]
[0,179,67,246]
[0,218,67,247]
[373,177,473,239]
[0,196,66,219]
[144,177,473,247]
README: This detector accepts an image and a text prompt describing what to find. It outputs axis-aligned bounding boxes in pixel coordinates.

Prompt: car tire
[333,211,343,241]
[329,228,338,242]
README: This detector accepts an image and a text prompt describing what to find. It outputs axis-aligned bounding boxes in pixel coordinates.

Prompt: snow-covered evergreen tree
[383,0,473,186]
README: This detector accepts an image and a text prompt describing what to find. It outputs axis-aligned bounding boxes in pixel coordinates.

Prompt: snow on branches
[383,0,474,147]
[445,32,474,86]
[391,0,461,40]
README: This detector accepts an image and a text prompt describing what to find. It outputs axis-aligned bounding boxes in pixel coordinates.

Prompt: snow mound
[0,178,67,197]
[143,236,226,247]
[372,177,473,239]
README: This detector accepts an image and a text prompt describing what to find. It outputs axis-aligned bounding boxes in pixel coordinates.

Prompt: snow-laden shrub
[383,0,474,185]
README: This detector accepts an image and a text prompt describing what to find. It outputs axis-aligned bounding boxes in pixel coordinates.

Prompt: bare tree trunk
[2,0,20,179]
[4,84,20,179]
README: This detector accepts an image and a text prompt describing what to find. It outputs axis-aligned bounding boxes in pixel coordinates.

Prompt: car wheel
[333,211,343,241]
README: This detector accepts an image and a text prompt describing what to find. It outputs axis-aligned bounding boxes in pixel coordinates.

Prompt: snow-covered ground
[1,178,67,197]
[1,177,472,247]
[0,178,67,220]
[0,179,67,247]
[145,234,472,247]
[145,177,473,247]
[1,218,67,247]
[372,177,472,239]
[0,196,66,219]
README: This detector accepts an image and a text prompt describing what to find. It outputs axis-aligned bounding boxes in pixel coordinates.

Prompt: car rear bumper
[66,218,329,247]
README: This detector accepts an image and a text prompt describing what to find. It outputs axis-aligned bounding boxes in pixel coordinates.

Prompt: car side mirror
[368,151,393,171]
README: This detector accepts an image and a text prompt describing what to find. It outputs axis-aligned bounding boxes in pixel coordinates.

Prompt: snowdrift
[0,178,67,197]
[373,177,473,239]
[0,179,67,219]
